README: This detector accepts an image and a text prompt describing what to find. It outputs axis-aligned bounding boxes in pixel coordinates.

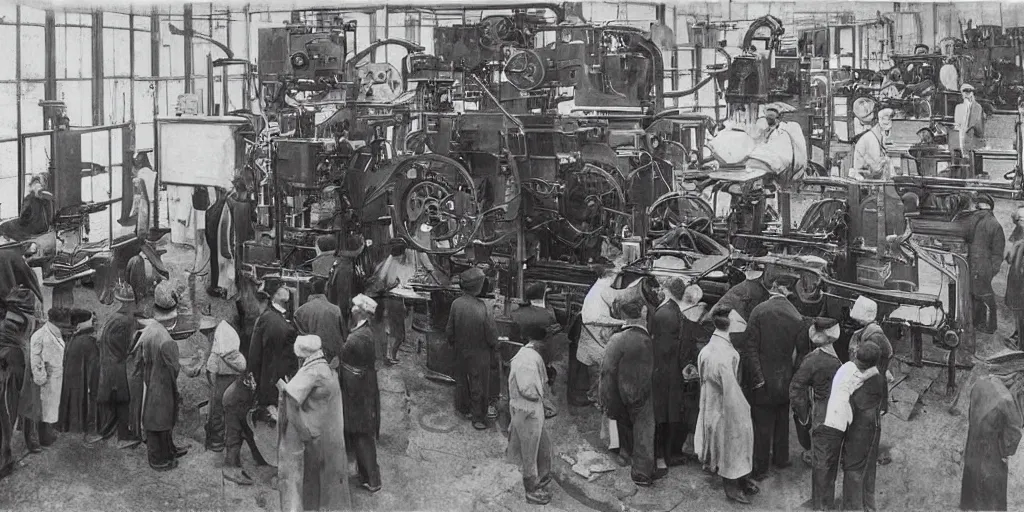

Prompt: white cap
[295,334,323,358]
[850,296,878,325]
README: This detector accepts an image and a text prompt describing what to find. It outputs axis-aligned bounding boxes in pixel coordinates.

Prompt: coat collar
[621,323,649,336]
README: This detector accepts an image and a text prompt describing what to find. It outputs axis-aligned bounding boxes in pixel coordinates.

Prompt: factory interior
[3,0,1024,510]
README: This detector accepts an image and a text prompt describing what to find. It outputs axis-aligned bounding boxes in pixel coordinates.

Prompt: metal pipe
[250,3,567,22]
[467,74,523,130]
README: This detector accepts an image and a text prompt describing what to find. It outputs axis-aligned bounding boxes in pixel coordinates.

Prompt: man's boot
[524,477,552,505]
[22,419,40,453]
[724,478,751,504]
[223,466,254,486]
[39,423,56,447]
[205,424,224,452]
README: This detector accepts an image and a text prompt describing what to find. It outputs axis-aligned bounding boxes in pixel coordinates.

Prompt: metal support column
[92,12,104,126]
[44,11,56,100]
[184,4,194,93]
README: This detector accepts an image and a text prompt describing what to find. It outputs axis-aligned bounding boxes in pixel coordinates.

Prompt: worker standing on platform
[954,83,986,178]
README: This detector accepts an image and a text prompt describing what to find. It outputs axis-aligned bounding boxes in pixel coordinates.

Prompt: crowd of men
[1,197,1023,511]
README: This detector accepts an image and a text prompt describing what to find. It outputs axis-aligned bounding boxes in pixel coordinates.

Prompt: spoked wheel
[391,154,481,254]
[558,162,628,239]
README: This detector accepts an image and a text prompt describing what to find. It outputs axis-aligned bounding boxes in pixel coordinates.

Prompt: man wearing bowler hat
[446,267,498,430]
[968,193,1005,334]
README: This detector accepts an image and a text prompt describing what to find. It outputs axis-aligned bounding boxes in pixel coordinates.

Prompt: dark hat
[459,267,487,295]
[152,282,179,323]
[812,317,839,330]
[523,281,547,302]
[2,287,35,318]
[976,193,995,209]
[68,308,92,325]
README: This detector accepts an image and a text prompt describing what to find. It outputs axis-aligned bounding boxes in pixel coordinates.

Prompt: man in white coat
[30,307,71,447]
[696,307,758,504]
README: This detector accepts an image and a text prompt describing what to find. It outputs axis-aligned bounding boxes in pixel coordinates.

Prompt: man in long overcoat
[745,275,808,478]
[0,287,36,479]
[446,267,498,430]
[650,277,690,468]
[30,307,70,447]
[279,334,351,511]
[789,318,842,465]
[58,309,99,433]
[968,193,1005,334]
[92,282,140,447]
[248,284,298,419]
[324,231,366,337]
[140,291,185,471]
[294,278,345,364]
[342,294,382,493]
[696,308,758,504]
[960,372,1023,511]
[1004,206,1024,347]
[600,296,663,486]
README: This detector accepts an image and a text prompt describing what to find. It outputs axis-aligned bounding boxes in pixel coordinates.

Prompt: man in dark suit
[842,342,887,511]
[247,284,298,422]
[600,296,666,487]
[650,277,689,468]
[968,193,1005,334]
[744,274,809,480]
[293,277,345,364]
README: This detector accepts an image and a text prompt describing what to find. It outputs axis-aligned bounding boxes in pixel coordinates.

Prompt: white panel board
[157,116,246,188]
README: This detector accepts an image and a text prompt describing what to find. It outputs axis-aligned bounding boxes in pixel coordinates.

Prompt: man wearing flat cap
[446,267,499,430]
[954,82,986,177]
[968,193,1005,334]
[790,317,843,508]
[600,296,664,486]
[744,274,809,479]
[138,283,186,471]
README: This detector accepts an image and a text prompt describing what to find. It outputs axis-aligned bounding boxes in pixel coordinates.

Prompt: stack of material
[49,251,91,282]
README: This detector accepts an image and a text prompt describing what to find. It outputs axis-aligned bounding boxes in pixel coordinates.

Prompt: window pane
[0,141,17,218]
[134,14,151,29]
[103,28,131,77]
[159,18,185,77]
[134,80,155,123]
[57,80,93,127]
[105,13,130,28]
[23,134,50,180]
[20,26,45,79]
[136,121,154,150]
[134,30,152,77]
[0,84,15,139]
[229,16,246,59]
[20,7,46,25]
[0,4,15,21]
[0,27,14,81]
[20,82,45,133]
[58,27,93,79]
[104,78,131,124]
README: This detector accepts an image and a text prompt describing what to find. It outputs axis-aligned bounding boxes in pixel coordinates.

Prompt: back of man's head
[855,342,881,370]
[663,277,687,301]
[523,323,547,343]
[711,307,732,331]
[617,298,645,321]
[310,277,327,296]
